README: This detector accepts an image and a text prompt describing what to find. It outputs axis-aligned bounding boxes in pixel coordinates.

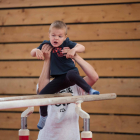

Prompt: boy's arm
[74,54,99,87]
[30,40,50,59]
[30,48,38,57]
[30,47,46,60]
[73,43,85,53]
[30,48,44,60]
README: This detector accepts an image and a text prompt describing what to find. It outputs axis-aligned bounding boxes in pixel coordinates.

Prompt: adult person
[37,45,99,140]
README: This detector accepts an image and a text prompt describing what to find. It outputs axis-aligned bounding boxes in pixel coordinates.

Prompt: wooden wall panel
[82,97,140,114]
[0,130,39,140]
[1,0,140,8]
[0,1,140,139]
[1,112,140,133]
[93,78,140,96]
[79,41,140,58]
[82,115,140,133]
[0,43,36,60]
[0,60,139,77]
[0,78,139,95]
[0,61,43,77]
[0,41,140,60]
[77,60,140,77]
[1,4,140,25]
[0,78,38,94]
[1,130,140,140]
[92,134,140,140]
[1,22,140,42]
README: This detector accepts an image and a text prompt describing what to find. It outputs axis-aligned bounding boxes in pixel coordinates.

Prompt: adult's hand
[65,48,76,59]
[41,44,52,60]
[62,47,71,58]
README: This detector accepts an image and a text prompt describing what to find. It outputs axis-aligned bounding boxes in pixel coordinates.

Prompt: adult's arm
[30,48,44,60]
[37,45,52,92]
[74,54,99,87]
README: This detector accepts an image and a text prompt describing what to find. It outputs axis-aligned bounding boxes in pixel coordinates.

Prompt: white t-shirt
[37,85,85,140]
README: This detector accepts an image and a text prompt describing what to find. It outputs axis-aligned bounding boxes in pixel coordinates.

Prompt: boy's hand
[62,47,76,59]
[36,49,44,60]
[41,44,52,60]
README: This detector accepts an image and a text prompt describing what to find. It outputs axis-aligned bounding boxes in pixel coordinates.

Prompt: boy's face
[49,27,67,47]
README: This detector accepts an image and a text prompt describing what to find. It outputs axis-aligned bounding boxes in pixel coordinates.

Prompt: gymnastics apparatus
[0,93,116,140]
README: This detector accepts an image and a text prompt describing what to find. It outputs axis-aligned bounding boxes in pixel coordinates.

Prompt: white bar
[0,93,116,110]
[21,107,34,117]
[0,93,72,102]
[75,100,90,119]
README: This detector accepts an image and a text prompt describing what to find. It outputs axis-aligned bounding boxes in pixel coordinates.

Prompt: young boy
[30,20,100,129]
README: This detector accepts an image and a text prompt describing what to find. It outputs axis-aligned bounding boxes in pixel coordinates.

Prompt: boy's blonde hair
[49,20,67,35]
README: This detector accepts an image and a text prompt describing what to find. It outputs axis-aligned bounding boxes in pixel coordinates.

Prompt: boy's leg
[39,74,75,116]
[36,84,48,129]
[38,74,75,129]
[66,70,100,95]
